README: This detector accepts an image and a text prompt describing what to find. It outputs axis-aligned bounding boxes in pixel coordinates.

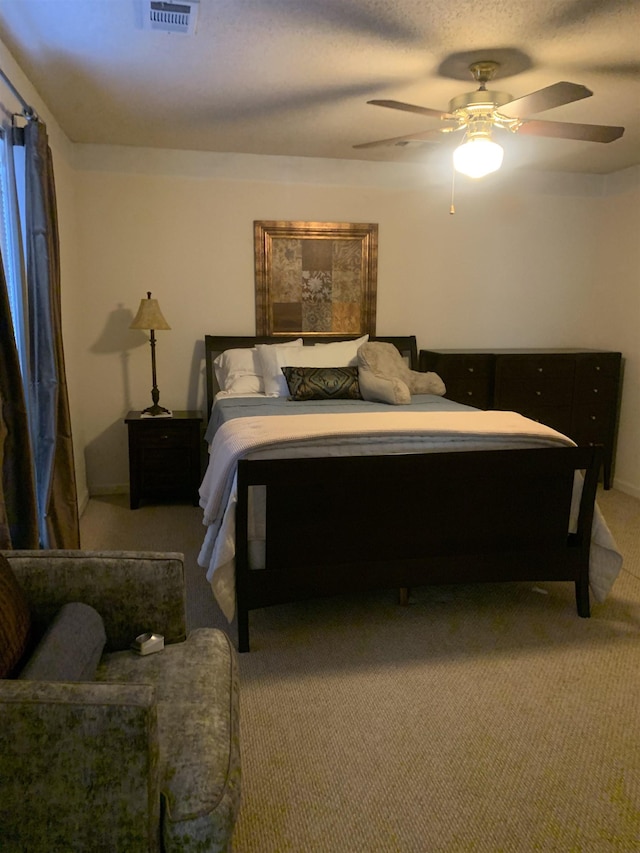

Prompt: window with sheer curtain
[0,127,28,380]
[0,122,38,548]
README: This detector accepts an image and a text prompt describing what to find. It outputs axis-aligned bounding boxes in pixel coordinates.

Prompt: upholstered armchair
[0,550,240,853]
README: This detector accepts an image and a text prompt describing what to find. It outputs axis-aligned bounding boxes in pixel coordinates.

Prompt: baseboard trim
[89,484,130,497]
[77,490,90,516]
[611,477,640,500]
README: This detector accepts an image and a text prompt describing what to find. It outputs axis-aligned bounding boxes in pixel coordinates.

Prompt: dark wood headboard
[204,334,418,418]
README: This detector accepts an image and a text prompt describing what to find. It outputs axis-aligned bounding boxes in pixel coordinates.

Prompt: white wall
[72,146,636,494]
[589,171,640,497]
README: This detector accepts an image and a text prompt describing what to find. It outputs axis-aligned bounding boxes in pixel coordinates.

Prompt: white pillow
[213,347,263,395]
[312,334,369,364]
[268,335,370,397]
[255,340,304,396]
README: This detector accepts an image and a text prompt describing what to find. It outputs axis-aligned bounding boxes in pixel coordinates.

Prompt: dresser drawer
[419,352,493,409]
[573,371,619,405]
[571,404,615,445]
[441,377,491,408]
[575,352,621,380]
[494,375,574,409]
[505,404,573,436]
[420,351,492,376]
[495,354,575,381]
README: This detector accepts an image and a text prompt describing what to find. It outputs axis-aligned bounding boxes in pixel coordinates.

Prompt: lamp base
[141,403,172,418]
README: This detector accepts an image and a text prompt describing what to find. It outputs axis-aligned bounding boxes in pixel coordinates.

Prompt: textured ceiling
[0,0,639,175]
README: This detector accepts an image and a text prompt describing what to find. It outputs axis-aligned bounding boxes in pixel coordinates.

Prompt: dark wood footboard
[234,444,602,651]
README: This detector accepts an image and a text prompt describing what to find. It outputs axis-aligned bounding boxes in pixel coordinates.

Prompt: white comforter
[198,409,623,620]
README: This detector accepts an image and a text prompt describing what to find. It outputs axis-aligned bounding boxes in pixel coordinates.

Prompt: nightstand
[125,410,204,509]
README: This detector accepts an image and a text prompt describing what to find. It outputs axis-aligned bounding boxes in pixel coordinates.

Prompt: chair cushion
[19,602,106,682]
[96,628,240,853]
[0,554,31,678]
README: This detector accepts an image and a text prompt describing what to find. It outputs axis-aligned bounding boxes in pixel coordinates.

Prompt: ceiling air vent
[144,1,199,35]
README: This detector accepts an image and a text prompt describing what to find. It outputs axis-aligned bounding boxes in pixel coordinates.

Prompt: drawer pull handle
[591,415,597,421]
[593,388,598,394]
[595,366,601,371]
[535,390,542,396]
[467,367,474,373]
[537,367,543,373]
[467,391,473,396]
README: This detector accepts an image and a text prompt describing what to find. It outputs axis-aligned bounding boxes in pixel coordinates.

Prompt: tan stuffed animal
[358,342,446,405]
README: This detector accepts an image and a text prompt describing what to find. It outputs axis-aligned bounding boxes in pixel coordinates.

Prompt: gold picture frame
[254,220,378,337]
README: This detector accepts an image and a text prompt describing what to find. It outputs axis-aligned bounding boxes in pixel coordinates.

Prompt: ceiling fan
[354,61,625,178]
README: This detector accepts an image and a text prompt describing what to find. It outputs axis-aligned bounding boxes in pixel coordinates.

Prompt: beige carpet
[81,488,640,852]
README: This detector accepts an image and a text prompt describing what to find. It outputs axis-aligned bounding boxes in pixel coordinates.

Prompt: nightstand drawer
[139,447,196,490]
[134,424,193,448]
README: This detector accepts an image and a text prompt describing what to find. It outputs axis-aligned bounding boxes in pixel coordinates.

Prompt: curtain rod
[0,66,37,120]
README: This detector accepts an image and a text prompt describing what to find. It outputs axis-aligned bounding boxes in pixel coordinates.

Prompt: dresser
[125,410,204,509]
[419,349,622,489]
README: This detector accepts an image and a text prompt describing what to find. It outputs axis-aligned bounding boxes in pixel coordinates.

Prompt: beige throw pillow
[357,342,446,405]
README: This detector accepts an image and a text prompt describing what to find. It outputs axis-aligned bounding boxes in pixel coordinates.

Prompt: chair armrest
[0,680,161,852]
[2,550,187,651]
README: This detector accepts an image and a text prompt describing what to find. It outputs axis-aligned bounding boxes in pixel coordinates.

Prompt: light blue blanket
[205,394,477,445]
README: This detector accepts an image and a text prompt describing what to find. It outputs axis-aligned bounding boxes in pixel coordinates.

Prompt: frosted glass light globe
[453,137,504,178]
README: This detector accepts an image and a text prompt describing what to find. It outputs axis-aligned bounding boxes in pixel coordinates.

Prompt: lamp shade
[453,136,504,179]
[130,292,171,331]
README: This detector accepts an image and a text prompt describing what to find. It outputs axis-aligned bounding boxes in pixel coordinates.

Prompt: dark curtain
[0,253,38,549]
[24,119,79,549]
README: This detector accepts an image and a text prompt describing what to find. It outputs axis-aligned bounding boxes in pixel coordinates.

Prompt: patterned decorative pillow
[282,366,362,401]
[0,553,31,678]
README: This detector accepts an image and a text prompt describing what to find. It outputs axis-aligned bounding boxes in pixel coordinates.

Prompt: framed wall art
[254,220,378,337]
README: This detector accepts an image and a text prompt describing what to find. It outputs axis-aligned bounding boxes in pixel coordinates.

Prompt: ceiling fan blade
[353,128,448,149]
[518,119,625,143]
[500,82,592,118]
[368,99,456,121]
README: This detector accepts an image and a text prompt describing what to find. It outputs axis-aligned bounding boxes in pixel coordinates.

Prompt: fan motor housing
[449,90,513,113]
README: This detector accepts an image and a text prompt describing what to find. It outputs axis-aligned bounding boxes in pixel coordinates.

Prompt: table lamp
[130,291,172,416]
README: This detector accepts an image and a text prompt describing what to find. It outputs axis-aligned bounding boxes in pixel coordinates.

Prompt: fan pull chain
[450,165,456,215]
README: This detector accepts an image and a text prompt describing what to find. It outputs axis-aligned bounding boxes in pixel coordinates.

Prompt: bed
[199,334,622,652]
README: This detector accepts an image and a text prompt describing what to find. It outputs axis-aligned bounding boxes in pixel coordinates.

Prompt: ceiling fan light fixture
[453,134,504,179]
